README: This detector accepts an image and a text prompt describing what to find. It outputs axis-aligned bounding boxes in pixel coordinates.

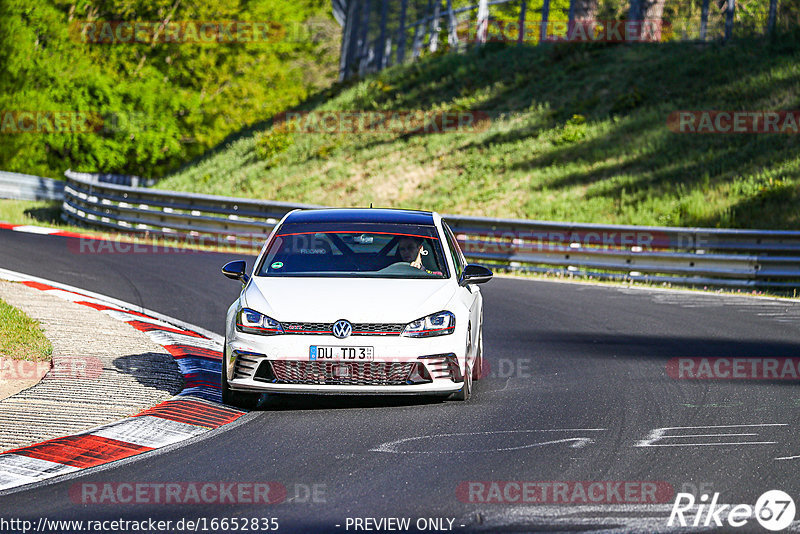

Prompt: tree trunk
[640,0,666,40]
[568,0,598,22]
[641,0,666,19]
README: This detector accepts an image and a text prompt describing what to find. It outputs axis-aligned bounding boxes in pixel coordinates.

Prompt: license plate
[310,345,374,361]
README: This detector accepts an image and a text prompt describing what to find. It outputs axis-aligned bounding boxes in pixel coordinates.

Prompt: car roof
[283,208,436,226]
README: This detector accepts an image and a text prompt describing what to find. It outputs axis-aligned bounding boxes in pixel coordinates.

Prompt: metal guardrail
[60,170,800,289]
[0,171,64,201]
[63,170,155,188]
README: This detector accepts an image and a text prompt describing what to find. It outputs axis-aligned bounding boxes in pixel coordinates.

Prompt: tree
[568,0,598,22]
[628,0,667,41]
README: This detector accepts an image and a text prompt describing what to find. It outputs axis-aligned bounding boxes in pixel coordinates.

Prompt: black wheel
[221,340,261,409]
[450,330,473,401]
[472,328,484,381]
[451,360,473,401]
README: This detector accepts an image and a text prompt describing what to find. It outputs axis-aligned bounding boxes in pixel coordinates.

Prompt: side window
[442,223,465,280]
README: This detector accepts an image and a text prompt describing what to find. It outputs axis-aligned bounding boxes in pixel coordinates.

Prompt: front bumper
[227,378,462,395]
[225,330,465,395]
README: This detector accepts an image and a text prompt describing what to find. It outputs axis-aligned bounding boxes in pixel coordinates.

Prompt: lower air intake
[269,361,419,386]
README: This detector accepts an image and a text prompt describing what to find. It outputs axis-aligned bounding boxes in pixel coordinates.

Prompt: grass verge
[0,297,52,361]
[0,200,68,229]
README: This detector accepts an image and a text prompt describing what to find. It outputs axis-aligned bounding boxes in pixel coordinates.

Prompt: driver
[397,236,425,270]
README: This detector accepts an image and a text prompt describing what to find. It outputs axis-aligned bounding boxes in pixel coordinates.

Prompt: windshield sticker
[271,261,284,269]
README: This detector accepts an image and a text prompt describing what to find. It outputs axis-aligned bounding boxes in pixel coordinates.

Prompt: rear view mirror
[222,260,249,285]
[459,264,493,286]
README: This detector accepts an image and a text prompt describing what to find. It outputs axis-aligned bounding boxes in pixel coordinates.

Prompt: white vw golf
[221,208,492,407]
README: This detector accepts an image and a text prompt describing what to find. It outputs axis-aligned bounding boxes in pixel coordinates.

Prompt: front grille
[282,322,404,336]
[282,322,331,334]
[268,361,417,385]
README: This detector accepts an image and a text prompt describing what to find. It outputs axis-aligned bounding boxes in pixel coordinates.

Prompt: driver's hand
[410,252,423,269]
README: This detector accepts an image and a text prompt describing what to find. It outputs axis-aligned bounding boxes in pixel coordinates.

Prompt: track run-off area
[2,227,800,533]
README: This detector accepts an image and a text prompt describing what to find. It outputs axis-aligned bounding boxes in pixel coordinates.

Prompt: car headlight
[402,311,455,338]
[236,308,284,335]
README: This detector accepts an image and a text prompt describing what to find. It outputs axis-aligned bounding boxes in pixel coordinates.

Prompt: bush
[553,114,587,145]
[255,130,294,162]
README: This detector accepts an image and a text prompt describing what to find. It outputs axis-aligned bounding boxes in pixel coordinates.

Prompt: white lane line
[11,225,60,235]
[635,424,788,447]
[0,271,27,282]
[144,331,222,351]
[636,442,778,447]
[87,416,207,448]
[371,429,606,454]
[101,309,181,329]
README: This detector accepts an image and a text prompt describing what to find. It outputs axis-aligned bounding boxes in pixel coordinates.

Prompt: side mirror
[459,264,493,286]
[222,260,250,285]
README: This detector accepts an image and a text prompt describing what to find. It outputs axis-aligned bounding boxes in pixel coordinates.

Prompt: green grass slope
[159,36,800,229]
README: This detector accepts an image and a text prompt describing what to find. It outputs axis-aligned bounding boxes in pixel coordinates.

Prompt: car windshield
[256,223,449,279]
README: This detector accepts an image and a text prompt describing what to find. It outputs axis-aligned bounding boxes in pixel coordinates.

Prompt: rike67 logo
[669,490,796,531]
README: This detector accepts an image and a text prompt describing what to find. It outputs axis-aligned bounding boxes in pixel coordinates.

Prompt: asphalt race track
[2,228,800,533]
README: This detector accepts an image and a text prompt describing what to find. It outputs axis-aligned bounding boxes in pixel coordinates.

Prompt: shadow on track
[255,393,449,411]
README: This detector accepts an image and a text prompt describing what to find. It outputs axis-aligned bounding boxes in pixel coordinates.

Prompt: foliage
[254,129,294,161]
[0,0,339,178]
[552,114,587,145]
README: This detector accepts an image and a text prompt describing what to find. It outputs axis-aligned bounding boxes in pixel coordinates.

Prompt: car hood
[244,277,456,323]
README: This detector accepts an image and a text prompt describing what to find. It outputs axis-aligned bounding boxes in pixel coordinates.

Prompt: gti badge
[332,320,352,339]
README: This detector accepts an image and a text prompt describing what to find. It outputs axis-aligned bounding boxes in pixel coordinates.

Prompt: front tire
[472,328,484,380]
[451,360,472,401]
[221,340,261,409]
[451,332,473,401]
